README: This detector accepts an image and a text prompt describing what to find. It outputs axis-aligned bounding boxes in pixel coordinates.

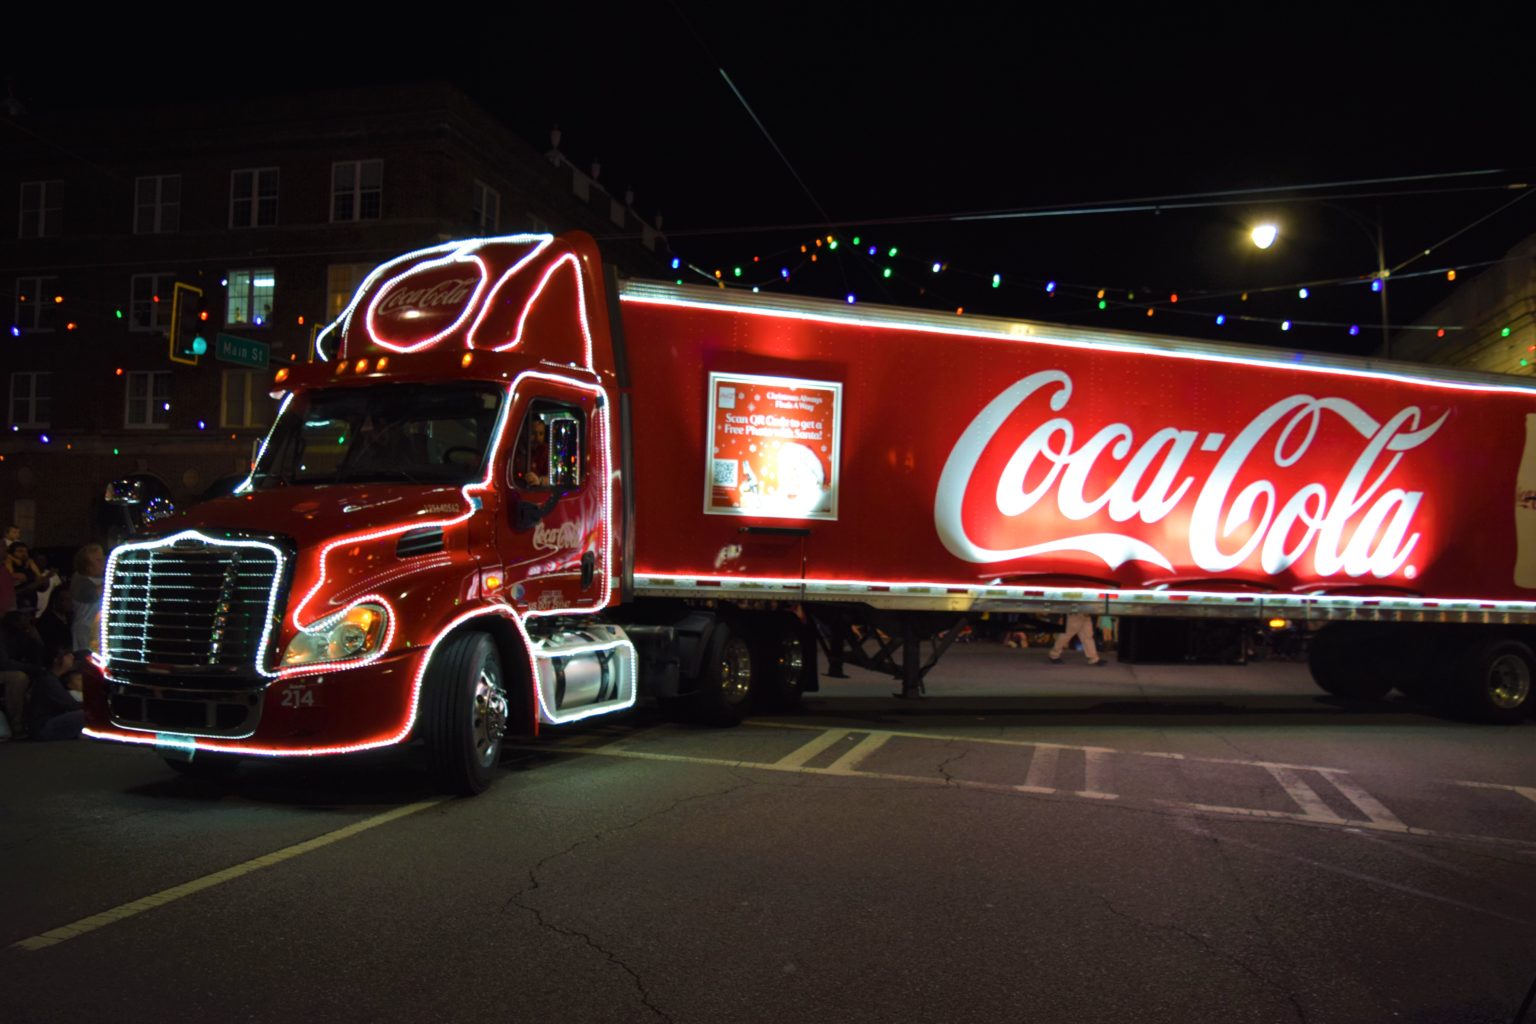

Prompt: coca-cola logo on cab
[369,265,482,348]
[934,370,1448,582]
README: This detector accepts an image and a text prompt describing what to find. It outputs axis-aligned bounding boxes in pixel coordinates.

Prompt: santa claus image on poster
[707,373,842,520]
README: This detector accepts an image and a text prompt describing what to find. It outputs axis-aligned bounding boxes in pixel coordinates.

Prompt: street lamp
[1248,210,1392,358]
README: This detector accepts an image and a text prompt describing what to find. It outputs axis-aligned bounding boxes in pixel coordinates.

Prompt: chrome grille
[104,540,282,682]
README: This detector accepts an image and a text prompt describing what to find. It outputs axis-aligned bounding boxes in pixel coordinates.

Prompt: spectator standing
[71,543,106,655]
[7,541,55,614]
[36,585,73,658]
[1,612,43,739]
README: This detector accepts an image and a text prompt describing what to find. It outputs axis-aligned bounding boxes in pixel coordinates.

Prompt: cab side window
[512,401,583,490]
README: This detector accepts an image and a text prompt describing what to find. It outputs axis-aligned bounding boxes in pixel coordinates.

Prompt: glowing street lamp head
[1251,224,1279,250]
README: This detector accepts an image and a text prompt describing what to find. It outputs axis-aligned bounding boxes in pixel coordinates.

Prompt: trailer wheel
[1307,624,1393,701]
[749,613,810,711]
[696,622,753,727]
[1455,638,1535,724]
[164,753,240,780]
[424,632,508,794]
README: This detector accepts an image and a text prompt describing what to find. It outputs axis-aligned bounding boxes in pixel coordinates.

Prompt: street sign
[215,333,269,369]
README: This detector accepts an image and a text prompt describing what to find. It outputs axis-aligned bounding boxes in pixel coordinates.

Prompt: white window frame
[331,159,383,222]
[230,167,279,228]
[19,180,62,238]
[325,263,373,321]
[128,272,176,333]
[220,369,267,429]
[226,268,276,327]
[9,371,51,428]
[472,180,500,233]
[14,276,57,332]
[124,370,172,429]
[134,174,181,234]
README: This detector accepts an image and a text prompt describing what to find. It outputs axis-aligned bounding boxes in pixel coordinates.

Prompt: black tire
[164,752,240,780]
[748,613,811,711]
[695,621,753,727]
[1454,637,1535,724]
[423,632,508,795]
[1307,624,1393,701]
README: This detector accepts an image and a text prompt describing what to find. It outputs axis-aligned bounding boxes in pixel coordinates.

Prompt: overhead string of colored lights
[668,232,1534,342]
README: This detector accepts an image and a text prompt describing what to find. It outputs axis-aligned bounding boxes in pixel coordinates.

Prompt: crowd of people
[1,524,107,742]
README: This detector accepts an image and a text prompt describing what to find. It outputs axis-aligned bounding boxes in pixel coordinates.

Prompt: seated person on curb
[0,613,44,739]
[28,647,84,741]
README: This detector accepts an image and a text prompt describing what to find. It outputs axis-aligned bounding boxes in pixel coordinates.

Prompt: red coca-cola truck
[82,231,1536,791]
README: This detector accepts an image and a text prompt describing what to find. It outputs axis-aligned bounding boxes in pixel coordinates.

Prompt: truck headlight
[283,603,389,667]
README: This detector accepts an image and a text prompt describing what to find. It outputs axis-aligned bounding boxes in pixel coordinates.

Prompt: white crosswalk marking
[1320,771,1405,827]
[1265,766,1344,822]
[1082,750,1117,799]
[773,729,852,769]
[1022,745,1060,793]
[822,733,891,774]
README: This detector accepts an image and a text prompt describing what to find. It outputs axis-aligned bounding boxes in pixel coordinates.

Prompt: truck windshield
[250,383,504,489]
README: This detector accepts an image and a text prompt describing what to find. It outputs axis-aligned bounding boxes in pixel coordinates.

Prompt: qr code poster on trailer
[705,372,842,520]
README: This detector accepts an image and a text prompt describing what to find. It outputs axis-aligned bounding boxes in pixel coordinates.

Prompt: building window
[134,174,181,234]
[331,160,382,222]
[226,268,275,326]
[221,370,269,428]
[19,181,62,238]
[230,167,279,228]
[125,371,172,428]
[326,263,373,321]
[9,372,51,427]
[472,180,500,233]
[14,276,58,332]
[129,272,176,332]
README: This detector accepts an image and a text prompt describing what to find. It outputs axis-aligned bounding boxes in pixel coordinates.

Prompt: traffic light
[169,282,207,365]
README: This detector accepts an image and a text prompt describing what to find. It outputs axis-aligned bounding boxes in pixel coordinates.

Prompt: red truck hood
[160,484,476,550]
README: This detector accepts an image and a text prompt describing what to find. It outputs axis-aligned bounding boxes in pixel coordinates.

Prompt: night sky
[10,6,1534,357]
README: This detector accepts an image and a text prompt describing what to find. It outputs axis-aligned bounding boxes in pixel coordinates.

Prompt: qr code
[718,386,736,410]
[712,459,739,487]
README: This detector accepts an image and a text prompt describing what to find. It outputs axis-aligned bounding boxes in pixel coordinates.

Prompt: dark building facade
[1,83,668,547]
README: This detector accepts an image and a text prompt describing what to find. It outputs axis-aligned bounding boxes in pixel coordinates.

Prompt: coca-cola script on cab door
[934,370,1448,580]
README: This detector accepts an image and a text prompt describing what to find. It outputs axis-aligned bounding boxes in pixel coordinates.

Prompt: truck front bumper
[81,646,435,757]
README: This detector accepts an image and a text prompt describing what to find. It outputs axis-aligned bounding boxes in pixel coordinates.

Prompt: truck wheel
[696,622,753,727]
[424,632,509,795]
[1455,638,1535,724]
[164,753,240,780]
[1307,624,1392,701]
[749,613,810,711]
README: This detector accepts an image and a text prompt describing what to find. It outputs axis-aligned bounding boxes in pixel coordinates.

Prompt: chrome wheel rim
[721,639,753,704]
[473,667,509,766]
[1488,654,1532,710]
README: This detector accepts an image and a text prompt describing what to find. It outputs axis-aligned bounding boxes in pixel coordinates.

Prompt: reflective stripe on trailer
[632,573,1536,623]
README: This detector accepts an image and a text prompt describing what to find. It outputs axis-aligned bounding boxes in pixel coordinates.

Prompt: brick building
[0,82,668,548]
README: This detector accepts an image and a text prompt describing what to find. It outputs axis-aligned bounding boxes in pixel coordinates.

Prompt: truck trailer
[82,231,1536,792]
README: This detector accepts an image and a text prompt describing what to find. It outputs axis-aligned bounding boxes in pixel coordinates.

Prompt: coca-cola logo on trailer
[368,262,483,348]
[934,370,1448,581]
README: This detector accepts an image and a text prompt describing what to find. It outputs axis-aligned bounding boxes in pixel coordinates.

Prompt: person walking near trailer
[1049,613,1104,665]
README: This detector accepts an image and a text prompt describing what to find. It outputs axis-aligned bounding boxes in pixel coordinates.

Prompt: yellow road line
[11,799,445,952]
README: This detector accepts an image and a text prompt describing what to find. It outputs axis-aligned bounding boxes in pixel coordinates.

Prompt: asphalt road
[5,643,1536,1023]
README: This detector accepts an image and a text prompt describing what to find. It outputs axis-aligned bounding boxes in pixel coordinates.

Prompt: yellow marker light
[1268,618,1289,630]
[376,356,389,371]
[461,352,474,367]
[485,576,501,591]
[355,359,369,373]
[336,361,349,374]
[274,368,290,383]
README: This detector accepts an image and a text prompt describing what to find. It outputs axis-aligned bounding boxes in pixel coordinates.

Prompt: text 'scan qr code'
[712,459,739,487]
